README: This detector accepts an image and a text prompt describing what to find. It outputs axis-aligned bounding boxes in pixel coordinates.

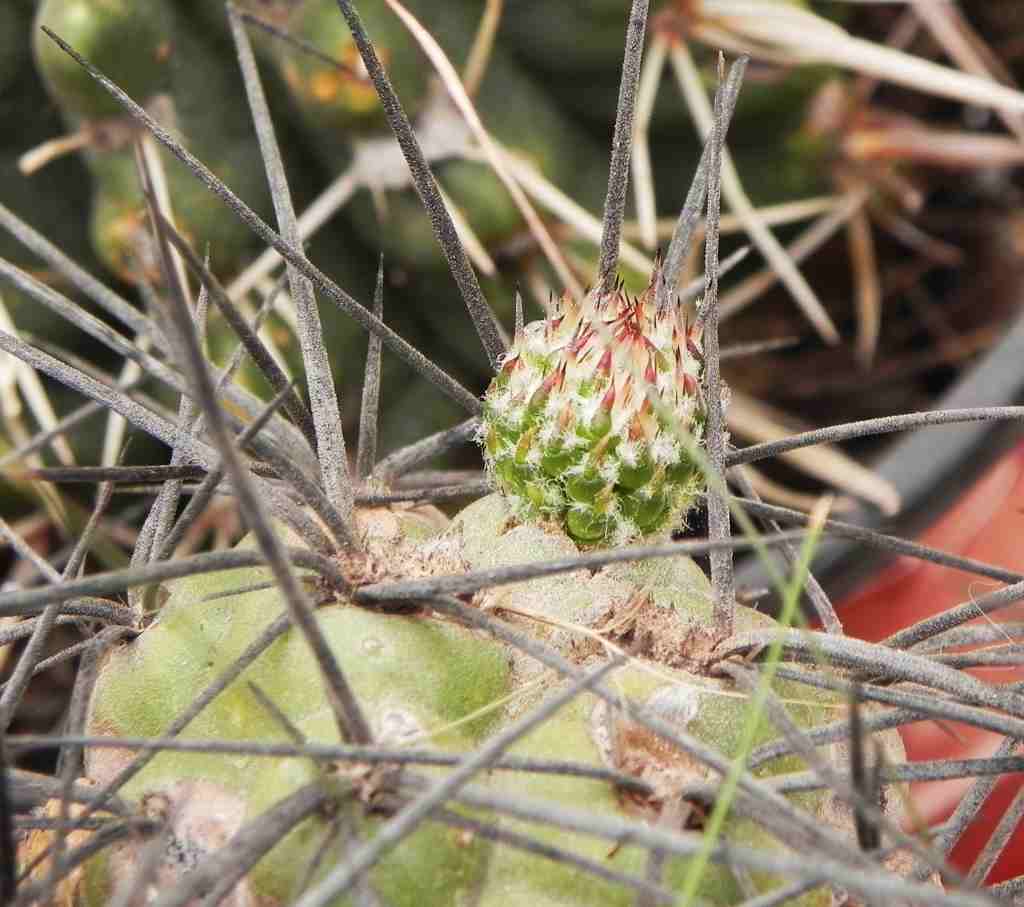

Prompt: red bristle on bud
[550,364,566,392]
[628,413,645,442]
[644,360,657,385]
[600,382,616,412]
[597,348,613,375]
[683,372,698,397]
[558,403,574,431]
[569,324,589,353]
[528,384,549,411]
[621,375,634,408]
[529,367,562,410]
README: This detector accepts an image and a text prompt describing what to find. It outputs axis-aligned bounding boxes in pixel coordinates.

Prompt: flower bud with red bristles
[480,274,708,545]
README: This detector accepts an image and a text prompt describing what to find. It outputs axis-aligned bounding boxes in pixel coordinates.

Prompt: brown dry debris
[611,716,707,819]
[17,782,108,907]
[583,591,723,672]
[325,504,464,612]
[108,780,250,907]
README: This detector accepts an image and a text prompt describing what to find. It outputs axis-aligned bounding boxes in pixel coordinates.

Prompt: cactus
[32,0,175,121]
[272,0,431,137]
[481,276,705,546]
[73,493,896,907]
[333,1,610,273]
[33,0,275,282]
[80,509,510,906]
[4,3,1024,907]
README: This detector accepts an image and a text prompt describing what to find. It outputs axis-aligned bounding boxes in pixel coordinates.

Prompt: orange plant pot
[836,441,1024,883]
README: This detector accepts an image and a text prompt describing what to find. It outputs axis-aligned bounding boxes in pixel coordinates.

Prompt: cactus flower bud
[481,273,708,545]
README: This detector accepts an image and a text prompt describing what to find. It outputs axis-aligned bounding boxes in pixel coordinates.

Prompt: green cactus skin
[86,151,151,283]
[33,1,276,283]
[274,0,430,138]
[452,494,900,906]
[33,0,175,121]
[86,133,269,284]
[501,0,815,77]
[338,0,609,273]
[1,30,98,347]
[347,157,522,272]
[498,0,838,208]
[77,494,909,905]
[500,1,637,75]
[476,669,830,907]
[6,2,930,900]
[481,276,706,547]
[83,510,510,906]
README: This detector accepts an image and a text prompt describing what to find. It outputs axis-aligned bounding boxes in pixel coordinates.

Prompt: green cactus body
[83,511,511,906]
[344,11,608,272]
[34,0,274,282]
[86,151,150,282]
[1,0,109,368]
[274,0,429,139]
[80,493,901,906]
[477,669,831,907]
[501,1,635,75]
[499,0,837,183]
[481,277,706,546]
[33,0,174,120]
[451,494,880,906]
[86,133,270,283]
[347,157,521,272]
[20,6,912,901]
[502,0,815,76]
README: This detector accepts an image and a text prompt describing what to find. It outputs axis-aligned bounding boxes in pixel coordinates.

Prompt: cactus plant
[4,3,1024,907]
[480,275,706,545]
[70,492,866,906]
[32,0,276,281]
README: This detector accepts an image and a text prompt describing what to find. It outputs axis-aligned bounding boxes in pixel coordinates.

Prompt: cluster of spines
[482,273,707,545]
